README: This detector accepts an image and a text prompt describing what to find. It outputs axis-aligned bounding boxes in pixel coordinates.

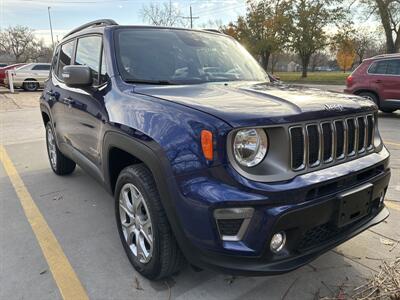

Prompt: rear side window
[386,59,400,75]
[51,46,60,71]
[369,60,388,74]
[368,59,400,75]
[57,41,74,78]
[32,64,50,71]
[75,35,102,86]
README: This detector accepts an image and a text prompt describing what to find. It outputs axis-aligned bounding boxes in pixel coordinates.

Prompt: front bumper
[168,147,390,275]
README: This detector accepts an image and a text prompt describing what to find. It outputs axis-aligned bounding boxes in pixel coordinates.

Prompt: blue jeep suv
[40,20,391,280]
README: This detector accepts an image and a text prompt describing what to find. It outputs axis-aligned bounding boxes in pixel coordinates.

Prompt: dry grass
[351,258,400,299]
[275,71,350,85]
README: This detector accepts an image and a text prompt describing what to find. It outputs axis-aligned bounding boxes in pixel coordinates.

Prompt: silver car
[4,63,50,91]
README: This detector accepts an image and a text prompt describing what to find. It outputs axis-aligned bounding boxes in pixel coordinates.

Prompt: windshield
[16,64,31,71]
[115,29,267,84]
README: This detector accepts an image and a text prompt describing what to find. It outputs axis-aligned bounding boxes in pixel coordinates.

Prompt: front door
[61,35,108,167]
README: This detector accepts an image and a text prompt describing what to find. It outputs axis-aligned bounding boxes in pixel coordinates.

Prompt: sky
[0,0,246,44]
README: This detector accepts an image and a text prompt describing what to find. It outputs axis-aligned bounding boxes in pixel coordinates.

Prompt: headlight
[233,128,268,167]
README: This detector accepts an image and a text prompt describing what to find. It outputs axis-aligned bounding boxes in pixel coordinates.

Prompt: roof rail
[203,28,222,34]
[64,19,118,39]
[372,53,400,59]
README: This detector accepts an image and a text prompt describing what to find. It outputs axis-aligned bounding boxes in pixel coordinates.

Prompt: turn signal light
[201,130,213,161]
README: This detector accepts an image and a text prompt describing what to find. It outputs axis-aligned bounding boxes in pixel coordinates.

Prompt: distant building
[287,61,299,72]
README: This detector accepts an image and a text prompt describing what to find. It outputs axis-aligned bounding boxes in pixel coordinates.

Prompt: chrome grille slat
[321,122,334,163]
[289,114,375,171]
[307,124,320,167]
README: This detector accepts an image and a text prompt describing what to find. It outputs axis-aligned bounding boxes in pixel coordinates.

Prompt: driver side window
[75,35,102,86]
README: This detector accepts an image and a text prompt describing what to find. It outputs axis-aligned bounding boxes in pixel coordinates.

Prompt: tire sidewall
[23,80,39,91]
[359,92,378,106]
[114,169,162,278]
[45,123,58,173]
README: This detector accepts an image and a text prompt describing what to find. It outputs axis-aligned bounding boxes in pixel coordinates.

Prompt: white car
[4,63,50,91]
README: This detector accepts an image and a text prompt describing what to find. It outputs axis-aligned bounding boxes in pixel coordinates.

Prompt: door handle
[375,80,382,83]
[63,97,75,106]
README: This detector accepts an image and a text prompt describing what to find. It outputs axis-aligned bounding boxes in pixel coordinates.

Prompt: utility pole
[181,5,199,29]
[47,6,55,49]
[190,6,193,29]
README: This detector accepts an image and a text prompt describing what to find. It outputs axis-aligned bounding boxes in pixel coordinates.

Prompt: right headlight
[233,128,268,167]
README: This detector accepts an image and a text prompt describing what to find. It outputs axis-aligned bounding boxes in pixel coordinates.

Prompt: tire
[380,108,396,113]
[358,91,378,105]
[115,164,185,280]
[45,123,76,175]
[23,79,39,91]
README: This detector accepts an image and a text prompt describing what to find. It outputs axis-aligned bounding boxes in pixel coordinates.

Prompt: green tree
[222,0,291,71]
[288,0,344,78]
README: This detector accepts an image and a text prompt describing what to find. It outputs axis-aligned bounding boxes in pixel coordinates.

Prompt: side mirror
[62,65,92,87]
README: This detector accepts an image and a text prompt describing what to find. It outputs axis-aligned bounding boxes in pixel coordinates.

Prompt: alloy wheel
[119,183,153,264]
[47,127,57,169]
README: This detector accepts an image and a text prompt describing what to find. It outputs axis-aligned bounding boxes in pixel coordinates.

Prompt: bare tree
[0,26,36,62]
[141,1,187,27]
[360,0,400,53]
[353,29,381,64]
[28,39,53,62]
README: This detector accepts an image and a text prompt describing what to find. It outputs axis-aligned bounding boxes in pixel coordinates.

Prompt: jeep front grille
[290,114,375,171]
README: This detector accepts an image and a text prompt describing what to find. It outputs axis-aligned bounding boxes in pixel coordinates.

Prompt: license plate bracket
[337,183,373,228]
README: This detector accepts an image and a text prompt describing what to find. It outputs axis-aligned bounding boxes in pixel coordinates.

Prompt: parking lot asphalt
[1,88,400,300]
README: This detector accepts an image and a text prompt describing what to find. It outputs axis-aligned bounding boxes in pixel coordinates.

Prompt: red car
[0,63,26,85]
[344,53,400,113]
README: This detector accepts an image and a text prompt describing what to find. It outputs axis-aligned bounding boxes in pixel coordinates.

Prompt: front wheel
[115,164,185,280]
[45,123,76,175]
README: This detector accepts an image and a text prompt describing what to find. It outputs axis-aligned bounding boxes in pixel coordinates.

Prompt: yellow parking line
[384,140,400,148]
[386,200,400,212]
[0,145,89,300]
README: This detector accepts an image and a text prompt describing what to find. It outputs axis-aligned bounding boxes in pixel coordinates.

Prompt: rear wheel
[45,123,76,175]
[23,79,39,91]
[115,164,185,280]
[358,91,378,105]
[357,92,396,113]
[380,108,396,113]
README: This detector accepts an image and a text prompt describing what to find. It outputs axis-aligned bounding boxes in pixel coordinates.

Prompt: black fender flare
[102,130,195,258]
[40,103,52,125]
[102,130,174,193]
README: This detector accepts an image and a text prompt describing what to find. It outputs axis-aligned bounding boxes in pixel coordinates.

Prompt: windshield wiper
[124,79,177,85]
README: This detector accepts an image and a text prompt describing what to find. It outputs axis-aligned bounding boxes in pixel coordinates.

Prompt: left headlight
[233,128,268,167]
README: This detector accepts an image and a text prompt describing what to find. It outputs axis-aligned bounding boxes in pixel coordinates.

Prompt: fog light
[270,232,286,253]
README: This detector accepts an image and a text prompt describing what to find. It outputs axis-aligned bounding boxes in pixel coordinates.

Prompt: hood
[132,82,376,128]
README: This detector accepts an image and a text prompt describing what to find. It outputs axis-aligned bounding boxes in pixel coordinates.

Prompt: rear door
[368,59,400,100]
[47,39,76,147]
[382,59,400,100]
